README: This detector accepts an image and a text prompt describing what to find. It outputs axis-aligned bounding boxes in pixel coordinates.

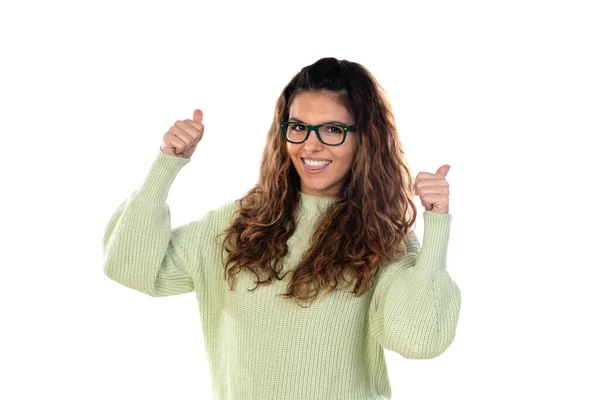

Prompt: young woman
[103,57,461,400]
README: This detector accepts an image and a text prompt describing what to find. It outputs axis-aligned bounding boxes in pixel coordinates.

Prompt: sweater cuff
[415,210,452,273]
[135,147,191,205]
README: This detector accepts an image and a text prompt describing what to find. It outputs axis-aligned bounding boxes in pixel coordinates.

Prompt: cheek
[287,143,297,157]
[338,150,357,173]
[334,148,355,164]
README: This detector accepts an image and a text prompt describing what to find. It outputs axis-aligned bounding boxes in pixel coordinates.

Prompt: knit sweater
[102,148,461,400]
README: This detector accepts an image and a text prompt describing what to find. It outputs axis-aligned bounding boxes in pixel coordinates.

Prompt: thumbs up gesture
[414,165,451,214]
[160,109,205,159]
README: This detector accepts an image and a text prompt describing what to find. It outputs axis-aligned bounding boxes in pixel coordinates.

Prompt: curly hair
[218,57,418,308]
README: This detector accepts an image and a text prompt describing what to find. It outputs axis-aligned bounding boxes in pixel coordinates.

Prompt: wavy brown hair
[219,57,418,308]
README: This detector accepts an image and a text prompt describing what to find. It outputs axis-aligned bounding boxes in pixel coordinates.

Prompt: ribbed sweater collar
[298,190,340,215]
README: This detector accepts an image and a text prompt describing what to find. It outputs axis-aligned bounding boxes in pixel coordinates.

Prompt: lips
[301,158,331,174]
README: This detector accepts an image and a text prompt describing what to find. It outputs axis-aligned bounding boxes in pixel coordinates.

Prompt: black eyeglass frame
[279,121,357,146]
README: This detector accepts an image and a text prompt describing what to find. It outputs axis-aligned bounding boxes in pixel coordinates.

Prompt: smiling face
[286,91,358,197]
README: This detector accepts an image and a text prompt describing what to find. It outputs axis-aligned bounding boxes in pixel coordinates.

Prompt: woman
[103,57,461,400]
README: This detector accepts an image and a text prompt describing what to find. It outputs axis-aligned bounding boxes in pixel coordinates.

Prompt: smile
[301,158,332,174]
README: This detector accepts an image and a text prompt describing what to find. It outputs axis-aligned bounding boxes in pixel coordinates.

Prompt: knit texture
[102,148,462,400]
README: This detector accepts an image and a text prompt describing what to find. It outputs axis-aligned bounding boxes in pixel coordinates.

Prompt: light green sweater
[103,148,461,400]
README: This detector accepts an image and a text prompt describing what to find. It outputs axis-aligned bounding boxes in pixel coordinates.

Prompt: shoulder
[189,199,240,235]
[176,199,240,259]
[209,199,240,225]
[404,230,421,255]
[373,230,421,280]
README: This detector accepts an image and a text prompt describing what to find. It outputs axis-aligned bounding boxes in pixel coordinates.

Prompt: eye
[327,125,343,133]
[291,123,306,131]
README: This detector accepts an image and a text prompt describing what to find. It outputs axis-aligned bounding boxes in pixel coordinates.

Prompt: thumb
[436,164,451,177]
[193,109,203,123]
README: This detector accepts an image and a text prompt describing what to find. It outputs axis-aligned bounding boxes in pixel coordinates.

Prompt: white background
[1,0,598,399]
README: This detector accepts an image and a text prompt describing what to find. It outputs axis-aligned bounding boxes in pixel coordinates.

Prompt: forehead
[289,91,353,122]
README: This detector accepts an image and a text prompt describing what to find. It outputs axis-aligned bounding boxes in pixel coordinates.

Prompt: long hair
[219,57,418,308]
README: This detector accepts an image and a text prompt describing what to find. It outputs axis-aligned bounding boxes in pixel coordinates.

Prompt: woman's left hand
[414,165,451,214]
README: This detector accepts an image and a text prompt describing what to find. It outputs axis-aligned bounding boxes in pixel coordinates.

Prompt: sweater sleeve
[368,210,461,359]
[102,148,195,297]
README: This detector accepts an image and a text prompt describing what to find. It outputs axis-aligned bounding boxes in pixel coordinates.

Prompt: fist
[414,164,451,214]
[160,109,204,159]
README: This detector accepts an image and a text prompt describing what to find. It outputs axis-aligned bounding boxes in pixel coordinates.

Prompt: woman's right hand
[160,109,205,159]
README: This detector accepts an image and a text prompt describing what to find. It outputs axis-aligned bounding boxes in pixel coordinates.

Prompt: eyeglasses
[280,121,357,146]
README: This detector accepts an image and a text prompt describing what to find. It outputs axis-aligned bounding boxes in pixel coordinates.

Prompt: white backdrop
[1,0,598,399]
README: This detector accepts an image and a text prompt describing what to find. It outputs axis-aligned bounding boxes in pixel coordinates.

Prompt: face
[286,91,358,197]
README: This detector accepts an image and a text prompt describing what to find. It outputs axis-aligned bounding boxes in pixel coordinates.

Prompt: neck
[297,189,340,215]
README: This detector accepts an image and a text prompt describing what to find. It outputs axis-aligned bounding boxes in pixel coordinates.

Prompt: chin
[304,181,340,195]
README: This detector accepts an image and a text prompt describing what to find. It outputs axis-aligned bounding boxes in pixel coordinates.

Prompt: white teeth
[304,159,331,167]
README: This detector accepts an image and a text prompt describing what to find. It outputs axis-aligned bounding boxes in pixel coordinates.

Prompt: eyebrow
[289,117,351,125]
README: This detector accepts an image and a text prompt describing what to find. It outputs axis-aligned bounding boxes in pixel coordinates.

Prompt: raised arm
[102,149,196,297]
[368,211,461,359]
[103,110,205,296]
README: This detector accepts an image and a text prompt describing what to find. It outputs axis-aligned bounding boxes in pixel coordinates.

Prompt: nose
[304,127,324,151]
